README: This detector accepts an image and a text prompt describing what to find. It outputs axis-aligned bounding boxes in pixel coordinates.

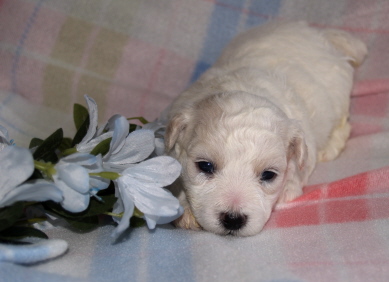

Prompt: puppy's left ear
[165,110,191,154]
[287,121,308,170]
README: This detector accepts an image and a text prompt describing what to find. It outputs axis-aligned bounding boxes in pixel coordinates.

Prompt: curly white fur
[164,21,367,236]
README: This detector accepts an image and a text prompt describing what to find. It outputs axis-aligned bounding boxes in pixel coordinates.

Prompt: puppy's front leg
[168,180,202,230]
[174,206,202,230]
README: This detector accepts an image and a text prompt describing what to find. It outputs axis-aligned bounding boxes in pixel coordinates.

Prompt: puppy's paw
[318,116,350,162]
[173,207,202,230]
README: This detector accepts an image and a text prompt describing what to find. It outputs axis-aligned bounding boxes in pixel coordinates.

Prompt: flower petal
[142,120,165,133]
[78,95,99,145]
[55,163,90,193]
[111,182,135,239]
[121,156,181,187]
[111,186,124,225]
[117,175,180,217]
[143,205,184,229]
[0,239,68,264]
[89,176,110,191]
[105,115,129,158]
[62,152,99,166]
[0,180,63,208]
[154,137,165,156]
[61,153,103,173]
[0,124,11,147]
[54,177,90,213]
[135,183,181,216]
[0,146,34,198]
[76,132,113,153]
[106,129,155,165]
[83,154,104,173]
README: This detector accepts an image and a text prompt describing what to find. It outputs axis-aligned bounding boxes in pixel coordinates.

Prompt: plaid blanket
[1,0,389,281]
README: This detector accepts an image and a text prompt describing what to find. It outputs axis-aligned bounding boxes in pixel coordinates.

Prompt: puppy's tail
[322,28,368,67]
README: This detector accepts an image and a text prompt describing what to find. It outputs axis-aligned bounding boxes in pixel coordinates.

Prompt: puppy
[164,21,367,236]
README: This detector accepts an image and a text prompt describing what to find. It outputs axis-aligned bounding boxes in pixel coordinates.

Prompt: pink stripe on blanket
[303,167,389,200]
[350,121,383,137]
[0,51,12,91]
[351,91,389,117]
[22,6,66,56]
[265,166,389,229]
[106,39,161,118]
[0,0,65,55]
[13,56,46,103]
[0,50,45,103]
[352,80,389,97]
[107,38,193,120]
[0,0,34,46]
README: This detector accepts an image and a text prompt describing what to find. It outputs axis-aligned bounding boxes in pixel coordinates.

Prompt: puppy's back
[197,21,366,155]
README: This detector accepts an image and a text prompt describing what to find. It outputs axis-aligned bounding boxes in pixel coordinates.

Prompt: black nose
[220,212,248,231]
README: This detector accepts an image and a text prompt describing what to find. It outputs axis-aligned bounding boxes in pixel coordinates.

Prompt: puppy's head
[165,92,307,236]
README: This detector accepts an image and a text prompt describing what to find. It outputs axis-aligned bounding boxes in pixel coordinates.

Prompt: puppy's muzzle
[219,212,248,231]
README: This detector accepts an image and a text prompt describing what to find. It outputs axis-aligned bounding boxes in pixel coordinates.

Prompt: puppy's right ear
[165,112,190,153]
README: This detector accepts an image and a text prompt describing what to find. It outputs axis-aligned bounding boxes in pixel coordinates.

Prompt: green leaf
[58,137,73,152]
[33,128,63,163]
[128,117,149,124]
[71,115,90,147]
[29,138,43,149]
[73,103,89,131]
[0,202,25,232]
[67,216,99,232]
[130,217,146,228]
[90,137,112,156]
[129,124,138,133]
[0,226,48,240]
[87,195,117,217]
[44,194,117,220]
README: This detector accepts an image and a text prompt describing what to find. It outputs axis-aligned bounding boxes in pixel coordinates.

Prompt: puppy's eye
[196,161,215,174]
[260,170,277,182]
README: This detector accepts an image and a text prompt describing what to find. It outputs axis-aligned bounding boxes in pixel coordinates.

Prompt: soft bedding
[1,0,389,281]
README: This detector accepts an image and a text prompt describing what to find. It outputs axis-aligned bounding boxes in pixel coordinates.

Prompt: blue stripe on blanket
[11,0,45,95]
[147,228,195,282]
[89,226,195,282]
[190,1,245,83]
[190,0,282,83]
[90,227,144,281]
[245,0,282,27]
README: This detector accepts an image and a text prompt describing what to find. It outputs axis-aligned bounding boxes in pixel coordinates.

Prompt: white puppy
[164,21,367,236]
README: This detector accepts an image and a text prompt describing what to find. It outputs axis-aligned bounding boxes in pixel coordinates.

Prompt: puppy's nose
[220,212,247,231]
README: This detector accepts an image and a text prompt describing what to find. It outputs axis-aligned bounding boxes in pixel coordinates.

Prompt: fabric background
[1,0,389,281]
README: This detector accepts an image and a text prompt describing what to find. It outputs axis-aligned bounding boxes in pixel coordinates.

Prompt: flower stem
[104,212,123,218]
[127,117,149,124]
[34,160,56,178]
[89,171,121,180]
[34,160,48,171]
[62,147,78,156]
[104,208,144,218]
[133,207,144,218]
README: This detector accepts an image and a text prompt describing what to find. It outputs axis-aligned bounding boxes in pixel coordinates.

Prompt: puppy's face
[166,93,306,236]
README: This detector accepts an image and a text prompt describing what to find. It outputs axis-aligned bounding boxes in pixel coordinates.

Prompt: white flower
[73,96,158,171]
[0,125,13,151]
[0,146,62,208]
[142,120,166,156]
[76,95,113,153]
[53,153,108,213]
[0,238,68,264]
[111,156,183,239]
[102,115,155,172]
